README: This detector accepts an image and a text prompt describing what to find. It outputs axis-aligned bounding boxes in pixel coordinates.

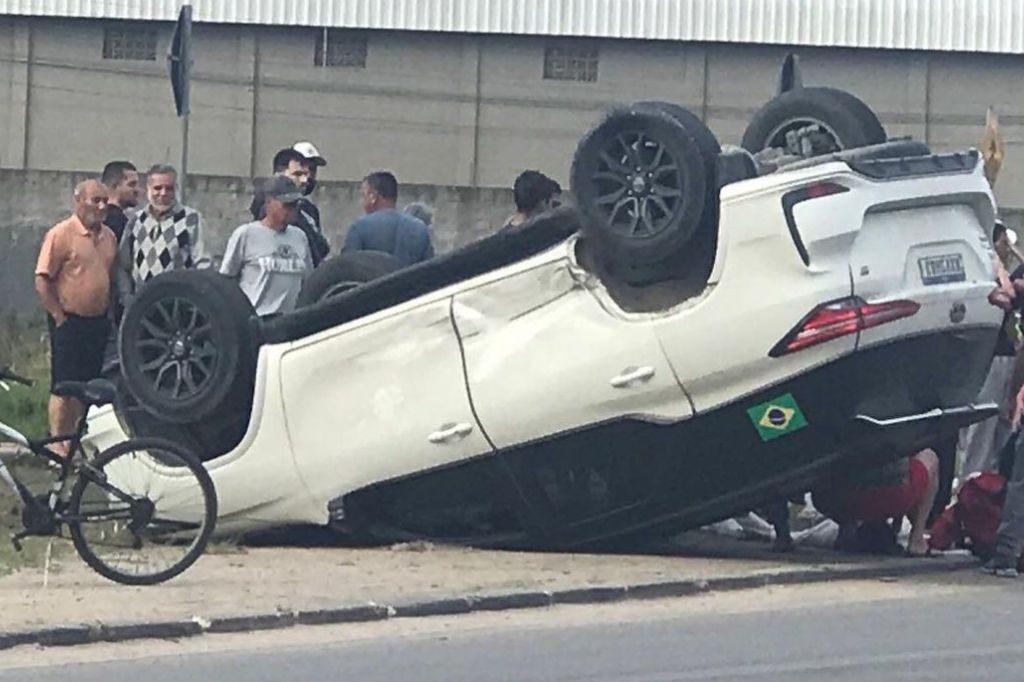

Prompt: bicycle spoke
[68,440,215,584]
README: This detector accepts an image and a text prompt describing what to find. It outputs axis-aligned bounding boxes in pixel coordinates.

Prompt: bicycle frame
[0,416,86,507]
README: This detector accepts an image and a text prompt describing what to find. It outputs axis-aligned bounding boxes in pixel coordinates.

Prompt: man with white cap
[250,142,330,266]
[292,140,327,241]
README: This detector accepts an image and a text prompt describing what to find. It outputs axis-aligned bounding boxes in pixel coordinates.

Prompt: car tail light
[770,297,920,357]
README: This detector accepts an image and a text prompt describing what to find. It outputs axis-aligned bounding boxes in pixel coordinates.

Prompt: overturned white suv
[84,83,1002,547]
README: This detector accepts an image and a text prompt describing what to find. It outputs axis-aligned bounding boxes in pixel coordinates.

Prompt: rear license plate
[918,253,966,285]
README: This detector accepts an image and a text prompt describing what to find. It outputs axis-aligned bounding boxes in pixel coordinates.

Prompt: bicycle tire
[67,437,217,585]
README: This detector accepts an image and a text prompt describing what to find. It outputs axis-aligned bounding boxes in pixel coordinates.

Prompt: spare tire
[297,251,403,307]
[119,269,257,425]
[741,87,886,158]
[571,105,707,269]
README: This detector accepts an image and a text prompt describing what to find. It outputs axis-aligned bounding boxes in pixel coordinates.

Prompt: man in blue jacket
[343,171,433,267]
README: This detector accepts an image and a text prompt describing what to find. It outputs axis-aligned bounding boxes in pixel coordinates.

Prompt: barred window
[543,44,599,82]
[314,29,368,68]
[102,26,158,61]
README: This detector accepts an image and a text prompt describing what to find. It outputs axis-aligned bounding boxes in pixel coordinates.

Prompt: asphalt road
[3,574,1022,682]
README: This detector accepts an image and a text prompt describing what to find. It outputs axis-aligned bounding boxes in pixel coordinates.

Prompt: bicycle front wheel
[67,437,217,585]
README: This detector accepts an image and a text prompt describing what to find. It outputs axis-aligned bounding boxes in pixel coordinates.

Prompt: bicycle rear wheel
[67,437,217,585]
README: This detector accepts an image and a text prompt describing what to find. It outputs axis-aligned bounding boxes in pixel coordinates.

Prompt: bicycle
[0,367,217,585]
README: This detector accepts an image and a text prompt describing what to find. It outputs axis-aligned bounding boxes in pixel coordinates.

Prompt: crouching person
[812,449,940,556]
[220,175,312,316]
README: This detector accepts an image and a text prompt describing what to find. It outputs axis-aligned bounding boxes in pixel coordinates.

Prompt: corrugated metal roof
[2,0,1023,54]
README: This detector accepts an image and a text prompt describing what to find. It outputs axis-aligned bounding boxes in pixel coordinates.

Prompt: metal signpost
[168,3,193,203]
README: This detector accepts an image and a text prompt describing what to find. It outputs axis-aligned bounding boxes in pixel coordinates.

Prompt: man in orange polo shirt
[34,179,117,455]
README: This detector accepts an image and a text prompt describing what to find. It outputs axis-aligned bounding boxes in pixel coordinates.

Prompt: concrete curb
[0,554,974,652]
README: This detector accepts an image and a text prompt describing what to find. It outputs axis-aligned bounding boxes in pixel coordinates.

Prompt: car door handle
[428,422,475,444]
[610,366,656,388]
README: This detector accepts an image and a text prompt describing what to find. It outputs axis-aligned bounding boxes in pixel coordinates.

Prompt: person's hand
[989,286,1014,311]
[53,311,67,328]
[981,107,1005,188]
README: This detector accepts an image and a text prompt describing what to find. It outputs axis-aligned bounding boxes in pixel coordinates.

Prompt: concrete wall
[3,17,1024,314]
[0,17,1021,201]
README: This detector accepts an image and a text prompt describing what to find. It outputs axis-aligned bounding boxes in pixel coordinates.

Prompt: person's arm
[981,107,1005,188]
[34,276,64,325]
[34,229,65,325]
[303,242,314,279]
[1007,350,1024,428]
[187,210,211,269]
[306,201,322,232]
[117,215,138,304]
[219,227,245,279]
[108,229,119,317]
[312,231,330,264]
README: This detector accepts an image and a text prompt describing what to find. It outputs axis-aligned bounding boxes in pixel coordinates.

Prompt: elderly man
[403,201,434,228]
[222,175,313,316]
[118,164,209,307]
[35,179,117,455]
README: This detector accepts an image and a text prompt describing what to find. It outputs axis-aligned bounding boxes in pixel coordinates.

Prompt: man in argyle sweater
[118,163,210,307]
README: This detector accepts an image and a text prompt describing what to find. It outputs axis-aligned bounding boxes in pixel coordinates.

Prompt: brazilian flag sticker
[747,393,808,442]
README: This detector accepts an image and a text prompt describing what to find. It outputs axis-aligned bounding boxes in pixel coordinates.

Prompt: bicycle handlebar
[0,367,34,387]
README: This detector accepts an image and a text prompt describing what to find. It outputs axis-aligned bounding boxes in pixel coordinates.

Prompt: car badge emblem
[949,302,966,324]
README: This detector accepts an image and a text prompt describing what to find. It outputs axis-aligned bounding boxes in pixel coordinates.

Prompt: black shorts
[48,313,111,392]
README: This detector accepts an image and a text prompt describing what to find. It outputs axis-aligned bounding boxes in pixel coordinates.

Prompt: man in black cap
[222,175,313,316]
[249,144,330,266]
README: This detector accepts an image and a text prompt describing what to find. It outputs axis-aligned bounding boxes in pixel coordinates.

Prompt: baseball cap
[263,175,303,204]
[293,141,327,167]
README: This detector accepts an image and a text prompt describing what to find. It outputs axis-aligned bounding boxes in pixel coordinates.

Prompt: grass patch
[0,461,75,576]
[0,312,50,440]
[0,533,75,578]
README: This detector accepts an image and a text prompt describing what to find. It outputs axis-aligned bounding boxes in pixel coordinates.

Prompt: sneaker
[982,557,1020,578]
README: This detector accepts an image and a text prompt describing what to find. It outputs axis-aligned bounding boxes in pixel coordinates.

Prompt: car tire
[634,101,721,184]
[741,87,886,158]
[119,269,257,425]
[571,104,708,271]
[297,251,403,307]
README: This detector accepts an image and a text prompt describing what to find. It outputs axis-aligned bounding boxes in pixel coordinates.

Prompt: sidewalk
[0,532,974,650]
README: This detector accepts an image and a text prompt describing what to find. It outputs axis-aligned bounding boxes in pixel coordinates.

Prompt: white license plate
[918,253,966,285]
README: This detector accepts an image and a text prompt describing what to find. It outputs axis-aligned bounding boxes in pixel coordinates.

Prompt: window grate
[102,26,158,61]
[543,44,599,82]
[314,29,368,68]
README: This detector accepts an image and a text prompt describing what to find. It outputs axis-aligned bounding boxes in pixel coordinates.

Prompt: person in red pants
[813,449,940,556]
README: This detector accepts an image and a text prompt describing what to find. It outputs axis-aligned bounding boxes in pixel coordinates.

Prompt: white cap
[293,141,326,167]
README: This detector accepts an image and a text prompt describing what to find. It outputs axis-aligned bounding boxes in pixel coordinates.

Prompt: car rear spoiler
[783,140,981,181]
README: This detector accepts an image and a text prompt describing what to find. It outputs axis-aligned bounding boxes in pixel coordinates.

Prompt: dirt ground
[0,534,858,632]
[0,453,966,636]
